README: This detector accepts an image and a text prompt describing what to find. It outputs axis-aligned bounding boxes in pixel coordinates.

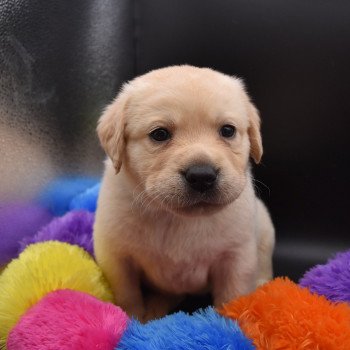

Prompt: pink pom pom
[7,289,128,350]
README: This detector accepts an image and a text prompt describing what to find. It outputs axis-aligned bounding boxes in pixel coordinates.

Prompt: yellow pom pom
[0,241,113,348]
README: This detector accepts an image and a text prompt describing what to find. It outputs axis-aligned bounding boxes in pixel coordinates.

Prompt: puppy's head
[97,66,262,216]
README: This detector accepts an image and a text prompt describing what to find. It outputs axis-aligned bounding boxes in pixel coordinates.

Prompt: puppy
[94,65,275,322]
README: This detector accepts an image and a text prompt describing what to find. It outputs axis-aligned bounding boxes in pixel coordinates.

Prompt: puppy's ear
[248,102,263,164]
[97,89,129,173]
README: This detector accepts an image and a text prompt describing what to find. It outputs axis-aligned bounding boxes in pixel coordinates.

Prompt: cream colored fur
[94,65,275,322]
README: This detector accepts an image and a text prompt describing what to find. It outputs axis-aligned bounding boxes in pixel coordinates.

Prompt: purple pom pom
[300,250,350,303]
[0,202,52,265]
[20,211,95,256]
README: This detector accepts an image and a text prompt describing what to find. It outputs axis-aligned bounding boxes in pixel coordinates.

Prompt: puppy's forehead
[126,66,249,127]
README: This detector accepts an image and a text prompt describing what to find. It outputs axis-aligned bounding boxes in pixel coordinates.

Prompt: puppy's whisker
[151,191,165,218]
[158,193,171,213]
[139,192,153,214]
[131,184,147,209]
[131,184,148,212]
[218,190,225,206]
[252,183,262,197]
[132,180,147,198]
[132,184,155,214]
[131,191,146,214]
[141,190,164,215]
[152,192,169,216]
[252,178,271,196]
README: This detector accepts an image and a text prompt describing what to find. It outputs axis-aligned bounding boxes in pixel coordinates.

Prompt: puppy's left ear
[248,102,263,164]
[97,88,129,173]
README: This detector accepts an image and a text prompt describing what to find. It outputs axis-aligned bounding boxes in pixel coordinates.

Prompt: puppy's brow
[146,117,176,130]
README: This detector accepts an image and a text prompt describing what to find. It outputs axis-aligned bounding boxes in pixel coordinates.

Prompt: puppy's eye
[219,125,236,138]
[149,128,171,142]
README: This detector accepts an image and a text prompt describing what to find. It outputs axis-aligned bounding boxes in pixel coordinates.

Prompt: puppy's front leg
[211,244,258,308]
[97,253,145,321]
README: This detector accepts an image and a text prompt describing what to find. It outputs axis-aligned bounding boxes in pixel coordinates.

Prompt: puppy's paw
[256,278,270,287]
[120,303,146,322]
[143,293,183,323]
[143,295,170,322]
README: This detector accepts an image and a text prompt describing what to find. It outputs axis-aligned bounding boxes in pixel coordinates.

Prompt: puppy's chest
[134,229,230,294]
[151,257,210,294]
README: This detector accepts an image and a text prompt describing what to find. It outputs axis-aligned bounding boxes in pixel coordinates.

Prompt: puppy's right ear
[97,89,129,174]
[247,102,263,164]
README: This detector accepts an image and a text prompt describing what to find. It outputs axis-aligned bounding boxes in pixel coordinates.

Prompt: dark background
[1,0,350,281]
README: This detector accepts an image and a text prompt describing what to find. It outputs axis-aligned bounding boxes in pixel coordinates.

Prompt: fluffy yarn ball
[7,289,128,350]
[220,278,350,349]
[37,177,99,216]
[0,241,113,347]
[0,202,52,265]
[117,308,254,350]
[19,210,94,256]
[299,249,350,303]
[69,182,101,212]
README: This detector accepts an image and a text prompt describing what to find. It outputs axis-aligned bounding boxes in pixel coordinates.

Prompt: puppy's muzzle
[182,164,218,193]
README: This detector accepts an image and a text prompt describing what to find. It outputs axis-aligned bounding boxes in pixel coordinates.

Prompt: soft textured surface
[299,250,350,303]
[0,202,52,265]
[69,182,101,212]
[37,177,99,216]
[7,289,128,350]
[19,210,94,256]
[0,241,113,347]
[220,278,350,350]
[117,308,254,350]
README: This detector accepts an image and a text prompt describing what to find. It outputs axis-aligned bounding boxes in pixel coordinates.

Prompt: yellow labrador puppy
[94,65,275,322]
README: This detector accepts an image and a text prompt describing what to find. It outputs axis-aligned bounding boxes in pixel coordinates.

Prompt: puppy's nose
[184,165,218,193]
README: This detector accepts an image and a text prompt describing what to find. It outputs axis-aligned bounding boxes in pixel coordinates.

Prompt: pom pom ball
[7,289,128,350]
[37,177,99,216]
[117,308,254,350]
[69,182,101,212]
[20,210,94,256]
[300,249,350,303]
[220,278,350,349]
[0,241,113,347]
[0,202,52,265]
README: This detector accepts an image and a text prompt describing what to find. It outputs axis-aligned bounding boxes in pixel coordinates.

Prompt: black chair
[1,0,350,284]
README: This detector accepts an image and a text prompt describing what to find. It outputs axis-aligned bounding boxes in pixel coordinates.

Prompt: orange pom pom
[219,278,350,349]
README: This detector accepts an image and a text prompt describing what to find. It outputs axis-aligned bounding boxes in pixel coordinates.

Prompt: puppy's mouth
[170,190,232,216]
[142,175,245,216]
[177,201,226,215]
[137,188,230,216]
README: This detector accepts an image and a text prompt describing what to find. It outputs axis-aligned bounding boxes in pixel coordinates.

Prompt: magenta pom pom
[7,289,129,350]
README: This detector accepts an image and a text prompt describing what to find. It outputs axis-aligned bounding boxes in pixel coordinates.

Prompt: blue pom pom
[116,308,254,350]
[37,177,99,216]
[69,183,101,212]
